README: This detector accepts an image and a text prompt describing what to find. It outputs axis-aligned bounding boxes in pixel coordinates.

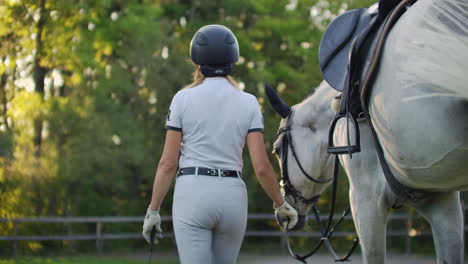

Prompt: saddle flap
[319,5,378,92]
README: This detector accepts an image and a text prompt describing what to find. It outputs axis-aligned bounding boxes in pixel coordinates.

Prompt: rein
[278,111,359,263]
[148,227,156,264]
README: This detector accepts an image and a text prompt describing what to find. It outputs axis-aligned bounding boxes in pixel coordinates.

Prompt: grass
[0,257,178,264]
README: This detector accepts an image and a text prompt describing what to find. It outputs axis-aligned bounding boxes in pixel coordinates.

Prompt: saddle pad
[319,5,378,91]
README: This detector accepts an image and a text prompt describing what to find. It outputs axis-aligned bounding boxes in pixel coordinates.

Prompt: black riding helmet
[190,24,239,77]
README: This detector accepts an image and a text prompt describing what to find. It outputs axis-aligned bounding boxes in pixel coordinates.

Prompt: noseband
[277,110,332,204]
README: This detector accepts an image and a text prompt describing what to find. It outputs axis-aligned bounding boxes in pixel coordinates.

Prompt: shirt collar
[203,77,228,82]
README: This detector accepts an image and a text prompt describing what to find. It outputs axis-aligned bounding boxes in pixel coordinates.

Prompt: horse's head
[266,82,339,230]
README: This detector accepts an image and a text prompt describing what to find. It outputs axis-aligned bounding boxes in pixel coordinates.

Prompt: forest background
[1,0,465,257]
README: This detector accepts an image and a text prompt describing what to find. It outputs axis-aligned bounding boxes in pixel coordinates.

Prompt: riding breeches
[172,174,248,264]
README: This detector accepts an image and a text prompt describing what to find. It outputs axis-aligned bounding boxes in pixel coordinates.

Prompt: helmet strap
[201,64,233,77]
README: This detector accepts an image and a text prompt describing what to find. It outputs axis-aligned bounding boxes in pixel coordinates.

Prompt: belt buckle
[208,169,218,176]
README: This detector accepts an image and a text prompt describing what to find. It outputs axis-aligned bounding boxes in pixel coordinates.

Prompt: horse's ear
[265,84,291,118]
[330,93,342,113]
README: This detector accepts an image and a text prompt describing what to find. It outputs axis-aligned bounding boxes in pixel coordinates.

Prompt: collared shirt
[165,77,264,171]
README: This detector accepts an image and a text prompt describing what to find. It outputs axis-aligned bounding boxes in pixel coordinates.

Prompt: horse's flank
[397,0,468,101]
[368,0,468,191]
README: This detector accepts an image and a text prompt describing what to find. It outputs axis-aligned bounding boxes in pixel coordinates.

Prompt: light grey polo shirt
[165,77,264,172]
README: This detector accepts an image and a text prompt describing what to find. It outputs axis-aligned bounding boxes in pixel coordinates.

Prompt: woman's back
[143,24,297,264]
[167,77,263,171]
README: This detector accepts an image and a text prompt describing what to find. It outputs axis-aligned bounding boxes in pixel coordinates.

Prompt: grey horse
[267,0,468,263]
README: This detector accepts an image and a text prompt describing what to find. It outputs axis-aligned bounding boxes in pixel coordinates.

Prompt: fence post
[405,210,413,255]
[66,220,74,252]
[96,221,103,254]
[12,220,17,259]
[387,216,392,250]
[462,201,465,248]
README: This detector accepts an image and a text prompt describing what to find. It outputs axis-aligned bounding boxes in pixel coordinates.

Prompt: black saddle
[320,0,415,155]
[319,4,379,93]
[319,0,417,115]
[321,0,429,205]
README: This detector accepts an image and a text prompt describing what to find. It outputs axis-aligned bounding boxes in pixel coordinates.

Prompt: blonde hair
[185,64,239,89]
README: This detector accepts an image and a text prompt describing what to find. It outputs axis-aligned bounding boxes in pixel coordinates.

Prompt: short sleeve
[248,97,264,133]
[165,92,183,132]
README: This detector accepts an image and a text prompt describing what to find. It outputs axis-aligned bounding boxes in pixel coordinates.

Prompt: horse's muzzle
[276,214,308,231]
[293,215,308,230]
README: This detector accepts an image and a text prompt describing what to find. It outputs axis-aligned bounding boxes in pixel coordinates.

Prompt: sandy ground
[140,252,468,264]
[238,253,438,264]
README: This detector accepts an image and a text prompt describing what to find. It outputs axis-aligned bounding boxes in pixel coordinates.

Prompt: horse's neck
[293,82,337,126]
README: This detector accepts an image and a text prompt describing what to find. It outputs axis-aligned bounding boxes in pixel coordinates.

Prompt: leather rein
[277,110,359,263]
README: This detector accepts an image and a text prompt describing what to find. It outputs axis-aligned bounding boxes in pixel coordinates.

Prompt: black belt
[177,167,241,178]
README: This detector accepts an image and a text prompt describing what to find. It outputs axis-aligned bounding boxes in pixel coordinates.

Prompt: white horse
[267,0,468,263]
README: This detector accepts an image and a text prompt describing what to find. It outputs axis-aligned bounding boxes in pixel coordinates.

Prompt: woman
[142,24,298,264]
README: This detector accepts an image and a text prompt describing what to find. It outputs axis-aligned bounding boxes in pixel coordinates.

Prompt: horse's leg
[413,191,463,264]
[349,187,391,264]
[336,119,393,264]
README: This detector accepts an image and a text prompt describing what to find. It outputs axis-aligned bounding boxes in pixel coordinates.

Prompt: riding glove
[274,201,298,230]
[142,208,162,244]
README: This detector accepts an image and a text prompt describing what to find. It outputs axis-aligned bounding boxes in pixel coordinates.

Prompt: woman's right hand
[142,208,163,244]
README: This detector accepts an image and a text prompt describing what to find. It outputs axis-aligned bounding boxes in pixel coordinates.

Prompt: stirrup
[327,112,361,155]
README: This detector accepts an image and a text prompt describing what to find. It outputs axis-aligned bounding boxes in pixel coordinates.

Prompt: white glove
[274,201,298,230]
[142,208,162,244]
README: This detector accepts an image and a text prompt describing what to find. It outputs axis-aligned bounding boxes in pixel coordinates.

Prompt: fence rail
[1,210,466,258]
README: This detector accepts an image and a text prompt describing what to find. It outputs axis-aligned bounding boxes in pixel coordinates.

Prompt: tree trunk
[32,0,48,216]
[33,0,47,158]
[188,0,199,24]
[33,0,47,95]
[0,59,8,130]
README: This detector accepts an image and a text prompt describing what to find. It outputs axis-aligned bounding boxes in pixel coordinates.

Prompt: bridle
[277,110,332,205]
[276,110,359,263]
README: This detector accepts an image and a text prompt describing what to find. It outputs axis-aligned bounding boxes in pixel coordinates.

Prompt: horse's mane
[394,0,468,101]
[293,81,338,126]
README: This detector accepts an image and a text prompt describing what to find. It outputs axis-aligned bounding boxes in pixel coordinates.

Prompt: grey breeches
[172,174,248,264]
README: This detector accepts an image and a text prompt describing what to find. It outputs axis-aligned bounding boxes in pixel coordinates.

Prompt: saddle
[319,0,415,154]
[319,3,379,94]
[320,0,429,205]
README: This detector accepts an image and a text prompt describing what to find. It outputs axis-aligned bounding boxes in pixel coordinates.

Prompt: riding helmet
[190,24,239,76]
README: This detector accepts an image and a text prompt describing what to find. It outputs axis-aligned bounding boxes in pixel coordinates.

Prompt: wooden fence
[1,210,466,258]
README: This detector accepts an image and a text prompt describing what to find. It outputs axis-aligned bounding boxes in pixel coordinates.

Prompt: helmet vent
[195,33,209,45]
[224,33,236,44]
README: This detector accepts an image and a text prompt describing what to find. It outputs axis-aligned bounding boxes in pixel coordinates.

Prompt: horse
[266,0,468,263]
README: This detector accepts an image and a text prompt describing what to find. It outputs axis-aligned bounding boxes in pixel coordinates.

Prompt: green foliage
[0,0,459,257]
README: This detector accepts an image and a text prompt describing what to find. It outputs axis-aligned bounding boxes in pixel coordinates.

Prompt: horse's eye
[309,125,317,133]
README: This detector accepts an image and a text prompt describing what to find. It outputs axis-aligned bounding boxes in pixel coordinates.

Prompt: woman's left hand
[274,201,298,230]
